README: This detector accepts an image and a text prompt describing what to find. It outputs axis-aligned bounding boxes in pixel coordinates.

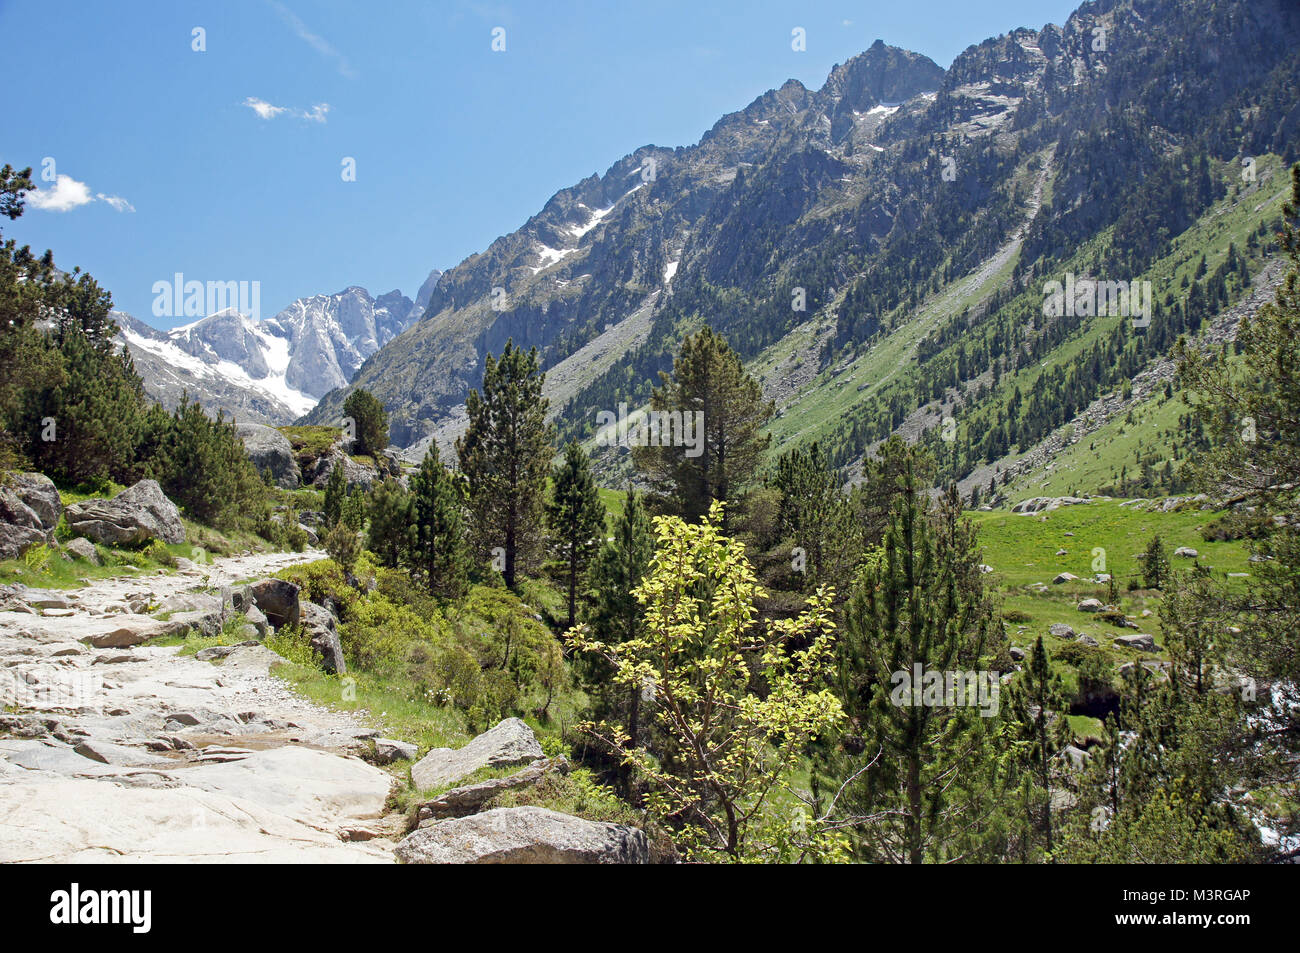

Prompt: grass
[0,538,194,588]
[278,425,342,457]
[970,498,1250,591]
[967,498,1255,706]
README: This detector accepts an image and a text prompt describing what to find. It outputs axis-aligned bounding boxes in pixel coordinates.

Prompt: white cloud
[243,96,331,123]
[268,0,357,78]
[244,96,289,120]
[96,193,135,213]
[26,174,132,213]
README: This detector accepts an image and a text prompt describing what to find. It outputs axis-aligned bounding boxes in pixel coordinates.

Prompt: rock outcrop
[0,472,63,559]
[416,757,570,822]
[300,600,346,674]
[64,479,185,547]
[410,717,544,791]
[237,423,300,489]
[310,448,379,491]
[395,806,647,864]
[1012,496,1092,515]
[248,578,300,630]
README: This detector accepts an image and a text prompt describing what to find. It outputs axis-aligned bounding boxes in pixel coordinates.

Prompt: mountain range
[129,0,1300,499]
[116,271,440,424]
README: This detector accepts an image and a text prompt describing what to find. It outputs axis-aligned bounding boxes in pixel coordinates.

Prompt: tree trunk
[906,750,923,864]
[567,549,577,629]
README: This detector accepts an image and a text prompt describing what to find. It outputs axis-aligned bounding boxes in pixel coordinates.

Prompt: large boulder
[0,472,63,558]
[63,537,100,564]
[300,601,346,674]
[1012,496,1090,515]
[1114,634,1159,652]
[64,480,185,547]
[310,448,378,492]
[248,578,300,630]
[410,717,544,791]
[237,423,300,489]
[1,473,62,528]
[395,806,648,864]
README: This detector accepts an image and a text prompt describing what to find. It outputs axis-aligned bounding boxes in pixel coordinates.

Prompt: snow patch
[121,326,317,419]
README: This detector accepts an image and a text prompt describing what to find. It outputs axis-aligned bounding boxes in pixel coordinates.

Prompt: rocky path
[0,549,399,863]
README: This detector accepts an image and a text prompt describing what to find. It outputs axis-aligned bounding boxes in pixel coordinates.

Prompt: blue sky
[1,0,1080,329]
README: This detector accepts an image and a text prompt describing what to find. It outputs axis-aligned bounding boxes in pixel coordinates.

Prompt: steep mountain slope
[304,0,1300,495]
[302,42,946,446]
[117,273,439,424]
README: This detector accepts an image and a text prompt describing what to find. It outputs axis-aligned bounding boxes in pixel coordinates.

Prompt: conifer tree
[366,477,413,568]
[772,441,858,592]
[456,340,554,589]
[816,464,1006,863]
[580,488,654,748]
[343,388,389,457]
[851,435,937,548]
[546,440,606,629]
[1142,534,1170,590]
[633,326,773,534]
[323,461,347,529]
[1009,635,1069,854]
[410,444,469,599]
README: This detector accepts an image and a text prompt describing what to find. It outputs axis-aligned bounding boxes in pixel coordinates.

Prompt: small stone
[372,738,418,764]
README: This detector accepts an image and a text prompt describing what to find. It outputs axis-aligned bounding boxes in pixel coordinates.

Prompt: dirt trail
[0,549,400,863]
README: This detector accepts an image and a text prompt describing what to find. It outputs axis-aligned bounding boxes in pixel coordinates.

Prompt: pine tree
[156,396,262,526]
[410,444,469,599]
[1142,534,1170,590]
[343,388,389,457]
[633,326,773,534]
[366,477,413,568]
[1009,635,1069,854]
[456,340,554,590]
[323,461,347,529]
[851,435,937,548]
[772,441,858,592]
[580,488,654,749]
[546,440,606,629]
[816,466,1006,863]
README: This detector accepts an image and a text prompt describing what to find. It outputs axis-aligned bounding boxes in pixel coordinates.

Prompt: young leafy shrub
[143,538,176,568]
[265,625,317,667]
